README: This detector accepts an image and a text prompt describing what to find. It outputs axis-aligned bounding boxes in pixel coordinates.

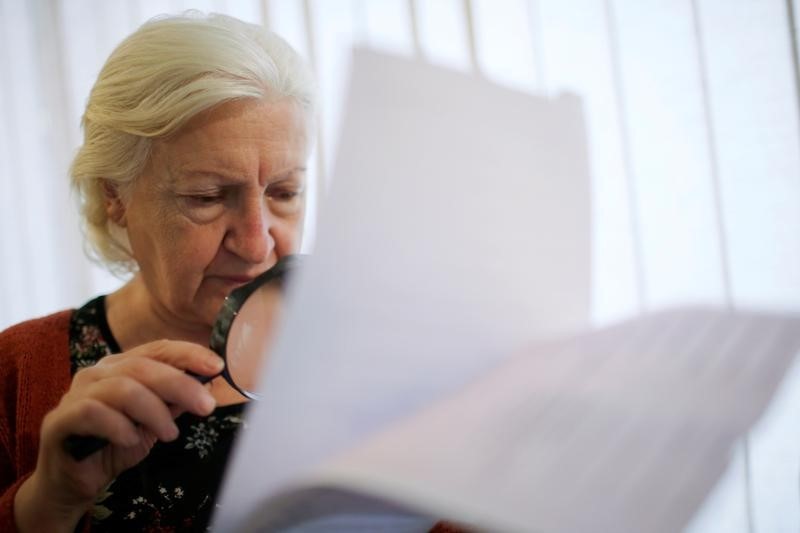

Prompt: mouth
[210,260,279,289]
[209,275,259,292]
[218,275,257,284]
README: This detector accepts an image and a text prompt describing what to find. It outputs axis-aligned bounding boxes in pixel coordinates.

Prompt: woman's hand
[14,340,224,533]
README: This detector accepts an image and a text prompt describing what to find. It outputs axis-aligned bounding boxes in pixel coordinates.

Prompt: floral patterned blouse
[69,296,246,532]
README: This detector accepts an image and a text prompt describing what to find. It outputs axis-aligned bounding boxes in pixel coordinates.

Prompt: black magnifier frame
[206,253,300,400]
[63,254,302,461]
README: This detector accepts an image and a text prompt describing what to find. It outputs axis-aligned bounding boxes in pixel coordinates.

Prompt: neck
[105,275,248,407]
[106,274,211,351]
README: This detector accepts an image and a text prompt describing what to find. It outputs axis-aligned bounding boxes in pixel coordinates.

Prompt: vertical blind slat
[358,0,414,55]
[413,0,472,71]
[696,0,800,311]
[301,0,324,250]
[610,0,731,310]
[471,0,539,92]
[408,0,423,58]
[526,0,548,93]
[788,0,800,156]
[0,0,26,328]
[603,0,647,312]
[690,0,733,307]
[461,0,480,74]
[32,0,95,311]
[535,0,639,325]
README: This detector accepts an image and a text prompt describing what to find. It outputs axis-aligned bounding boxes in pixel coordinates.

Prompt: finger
[86,377,180,442]
[44,398,142,452]
[166,380,213,419]
[83,341,223,384]
[73,355,217,417]
[85,341,223,375]
[115,357,217,416]
[133,340,225,377]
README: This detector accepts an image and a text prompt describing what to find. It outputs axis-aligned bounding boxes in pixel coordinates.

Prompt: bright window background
[1,0,799,530]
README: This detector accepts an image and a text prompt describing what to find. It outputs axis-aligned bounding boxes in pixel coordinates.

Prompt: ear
[103,180,127,227]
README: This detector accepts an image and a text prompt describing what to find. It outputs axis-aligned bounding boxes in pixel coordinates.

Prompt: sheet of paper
[303,308,800,533]
[214,48,591,530]
[686,338,800,531]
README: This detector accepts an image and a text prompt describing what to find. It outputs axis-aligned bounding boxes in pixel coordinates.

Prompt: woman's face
[121,98,309,328]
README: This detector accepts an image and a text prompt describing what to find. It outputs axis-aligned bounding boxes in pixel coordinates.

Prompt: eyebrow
[175,166,307,185]
[173,168,244,185]
[273,166,308,177]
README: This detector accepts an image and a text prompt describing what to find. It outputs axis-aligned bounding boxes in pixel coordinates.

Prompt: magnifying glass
[207,254,298,400]
[63,254,302,460]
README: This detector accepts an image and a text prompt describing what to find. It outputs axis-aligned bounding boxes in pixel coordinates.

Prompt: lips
[218,275,257,284]
[210,259,278,287]
[206,275,261,292]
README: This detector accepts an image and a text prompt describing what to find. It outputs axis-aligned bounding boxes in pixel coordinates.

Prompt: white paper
[214,48,591,531]
[291,308,800,533]
[687,347,800,532]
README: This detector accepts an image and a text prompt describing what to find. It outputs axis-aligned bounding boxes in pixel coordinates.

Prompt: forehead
[154,98,310,181]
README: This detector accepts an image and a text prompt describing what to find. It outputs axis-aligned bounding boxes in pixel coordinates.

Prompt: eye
[176,190,228,223]
[265,183,304,202]
[189,194,224,205]
[265,181,305,215]
[180,191,225,207]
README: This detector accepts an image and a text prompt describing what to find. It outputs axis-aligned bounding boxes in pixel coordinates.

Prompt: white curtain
[1,0,799,529]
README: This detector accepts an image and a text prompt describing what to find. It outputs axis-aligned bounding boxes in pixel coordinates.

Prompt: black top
[68,296,246,532]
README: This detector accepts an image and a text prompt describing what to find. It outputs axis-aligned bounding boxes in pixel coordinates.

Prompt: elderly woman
[0,12,465,533]
[0,15,466,532]
[0,12,312,532]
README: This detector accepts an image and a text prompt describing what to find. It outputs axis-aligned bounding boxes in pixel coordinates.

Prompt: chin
[192,278,244,326]
[205,297,228,324]
[184,292,226,329]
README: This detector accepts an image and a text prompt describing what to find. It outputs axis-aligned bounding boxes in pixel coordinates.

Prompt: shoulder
[0,309,75,392]
[0,310,74,441]
[0,309,74,338]
[0,310,76,504]
[0,309,74,365]
[0,309,75,425]
[0,309,75,402]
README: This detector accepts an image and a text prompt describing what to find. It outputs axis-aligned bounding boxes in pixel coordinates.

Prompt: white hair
[70,11,316,273]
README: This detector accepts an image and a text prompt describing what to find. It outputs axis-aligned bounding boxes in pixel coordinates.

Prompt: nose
[224,196,275,264]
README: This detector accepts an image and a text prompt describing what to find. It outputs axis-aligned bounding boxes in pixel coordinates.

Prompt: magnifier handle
[63,434,109,461]
[186,370,213,384]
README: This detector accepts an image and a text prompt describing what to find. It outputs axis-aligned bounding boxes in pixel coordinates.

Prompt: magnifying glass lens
[225,281,283,395]
[208,254,301,401]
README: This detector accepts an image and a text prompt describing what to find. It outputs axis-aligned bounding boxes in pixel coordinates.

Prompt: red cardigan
[0,310,73,532]
[0,311,467,532]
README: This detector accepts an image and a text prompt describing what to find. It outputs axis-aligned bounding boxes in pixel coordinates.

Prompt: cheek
[160,222,225,280]
[182,227,225,266]
[273,218,303,255]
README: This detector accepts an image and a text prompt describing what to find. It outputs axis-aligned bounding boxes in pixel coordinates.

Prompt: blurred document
[213,48,800,533]
[215,48,591,531]
[309,308,800,533]
[215,304,800,532]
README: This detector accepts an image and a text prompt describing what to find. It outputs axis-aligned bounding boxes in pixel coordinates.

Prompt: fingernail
[207,356,225,372]
[200,393,216,414]
[166,423,179,441]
